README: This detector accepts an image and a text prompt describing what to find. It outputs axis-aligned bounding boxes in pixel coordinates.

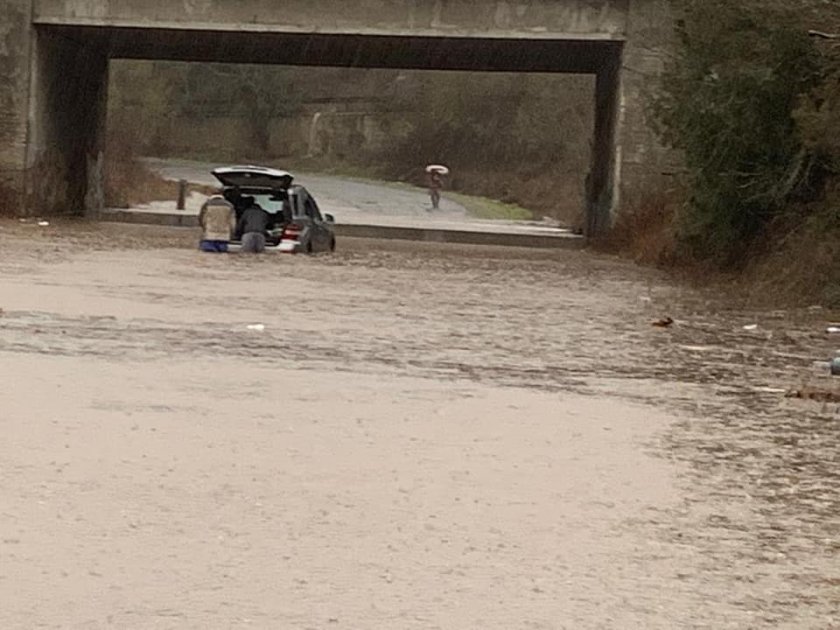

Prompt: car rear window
[249,194,285,214]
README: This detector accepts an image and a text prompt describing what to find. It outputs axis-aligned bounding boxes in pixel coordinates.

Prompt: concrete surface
[33,0,629,38]
[0,0,674,231]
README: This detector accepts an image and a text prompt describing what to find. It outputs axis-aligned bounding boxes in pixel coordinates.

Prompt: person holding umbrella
[425,164,449,210]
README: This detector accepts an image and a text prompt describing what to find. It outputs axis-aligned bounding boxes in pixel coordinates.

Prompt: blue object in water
[831,358,840,376]
[199,240,229,253]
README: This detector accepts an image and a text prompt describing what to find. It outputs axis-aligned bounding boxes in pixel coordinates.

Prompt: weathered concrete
[619,0,676,198]
[589,46,621,236]
[0,0,35,213]
[26,30,109,215]
[339,222,583,249]
[33,0,630,39]
[0,0,674,231]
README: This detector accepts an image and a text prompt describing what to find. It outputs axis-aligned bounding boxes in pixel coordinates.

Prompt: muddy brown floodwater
[0,220,838,629]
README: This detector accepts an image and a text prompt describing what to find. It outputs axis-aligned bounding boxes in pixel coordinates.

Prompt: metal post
[177,179,187,210]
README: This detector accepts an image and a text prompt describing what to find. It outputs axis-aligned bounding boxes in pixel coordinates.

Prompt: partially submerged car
[212,165,336,254]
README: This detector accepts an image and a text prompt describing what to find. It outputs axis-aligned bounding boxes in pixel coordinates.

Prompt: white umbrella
[425,164,450,175]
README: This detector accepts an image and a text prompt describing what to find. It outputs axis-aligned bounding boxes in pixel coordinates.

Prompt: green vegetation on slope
[446,193,534,221]
[620,0,840,305]
[652,0,821,266]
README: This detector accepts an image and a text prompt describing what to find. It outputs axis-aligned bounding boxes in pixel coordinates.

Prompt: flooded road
[0,221,838,628]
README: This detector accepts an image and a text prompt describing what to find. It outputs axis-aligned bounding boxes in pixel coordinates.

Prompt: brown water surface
[0,221,837,628]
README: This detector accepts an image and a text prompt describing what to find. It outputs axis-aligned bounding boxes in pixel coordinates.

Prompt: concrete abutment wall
[0,0,34,214]
[0,0,674,231]
[0,0,108,217]
[27,30,108,215]
[620,0,675,201]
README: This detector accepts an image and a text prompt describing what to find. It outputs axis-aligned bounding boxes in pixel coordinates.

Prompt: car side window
[304,197,323,222]
[290,195,303,218]
[311,198,324,222]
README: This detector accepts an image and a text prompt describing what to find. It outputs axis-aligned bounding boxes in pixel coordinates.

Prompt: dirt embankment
[595,183,840,309]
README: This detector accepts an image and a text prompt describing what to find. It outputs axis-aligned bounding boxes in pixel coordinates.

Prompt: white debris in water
[752,387,787,394]
[743,324,759,331]
[677,345,718,353]
[246,324,266,332]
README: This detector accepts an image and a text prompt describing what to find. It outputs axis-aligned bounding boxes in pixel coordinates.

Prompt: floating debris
[652,317,674,328]
[785,387,840,403]
[752,386,788,394]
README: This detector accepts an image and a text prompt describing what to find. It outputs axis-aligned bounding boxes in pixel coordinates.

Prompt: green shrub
[653,0,821,266]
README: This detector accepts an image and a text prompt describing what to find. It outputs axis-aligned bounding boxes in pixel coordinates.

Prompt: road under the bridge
[25,23,622,237]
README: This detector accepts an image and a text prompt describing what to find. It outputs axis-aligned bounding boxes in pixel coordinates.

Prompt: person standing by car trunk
[198,191,236,253]
[237,202,271,254]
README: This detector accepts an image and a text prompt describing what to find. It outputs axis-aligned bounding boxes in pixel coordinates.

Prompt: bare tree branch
[809,29,840,39]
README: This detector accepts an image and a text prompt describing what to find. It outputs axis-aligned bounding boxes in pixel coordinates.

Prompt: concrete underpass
[0,0,673,234]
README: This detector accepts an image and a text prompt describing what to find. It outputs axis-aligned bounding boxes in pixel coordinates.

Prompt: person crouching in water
[198,190,236,253]
[237,201,271,254]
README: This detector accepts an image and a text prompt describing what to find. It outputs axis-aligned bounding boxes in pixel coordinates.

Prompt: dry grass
[785,386,840,404]
[594,184,681,266]
[447,168,582,225]
[0,178,19,217]
[736,209,840,308]
[103,116,198,209]
[105,140,178,209]
[596,181,840,310]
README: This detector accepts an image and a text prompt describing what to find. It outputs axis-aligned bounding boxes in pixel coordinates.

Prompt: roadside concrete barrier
[92,209,584,250]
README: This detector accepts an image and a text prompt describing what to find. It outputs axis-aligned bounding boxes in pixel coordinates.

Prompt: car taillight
[283,223,303,238]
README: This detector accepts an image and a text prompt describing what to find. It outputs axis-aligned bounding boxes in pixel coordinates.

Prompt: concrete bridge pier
[1,0,108,217]
[27,31,109,217]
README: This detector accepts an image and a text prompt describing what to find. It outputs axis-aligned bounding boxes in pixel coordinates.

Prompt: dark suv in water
[213,165,336,254]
